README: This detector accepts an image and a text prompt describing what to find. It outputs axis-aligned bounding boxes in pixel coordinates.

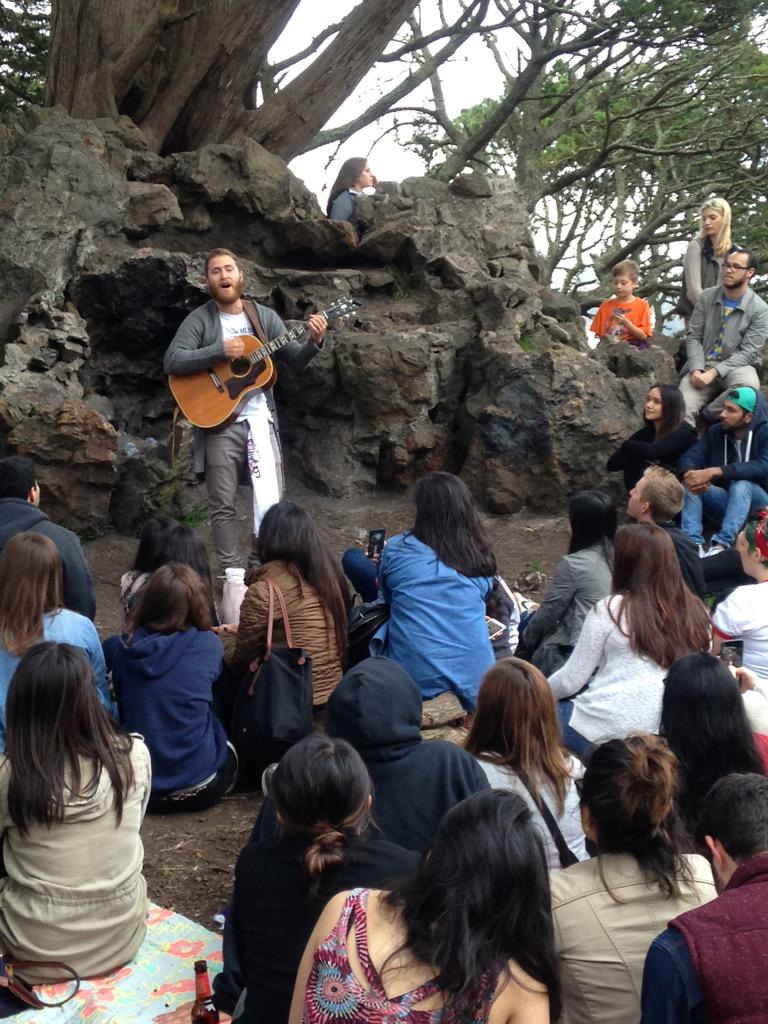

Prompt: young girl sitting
[106,562,236,813]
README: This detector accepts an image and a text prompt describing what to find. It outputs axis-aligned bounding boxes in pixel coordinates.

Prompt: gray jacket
[684,285,768,377]
[525,544,612,651]
[164,299,321,475]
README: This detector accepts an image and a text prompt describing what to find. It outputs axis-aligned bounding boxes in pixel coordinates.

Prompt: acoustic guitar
[169,296,361,428]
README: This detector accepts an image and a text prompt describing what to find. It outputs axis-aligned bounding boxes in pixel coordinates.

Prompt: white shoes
[701,542,727,558]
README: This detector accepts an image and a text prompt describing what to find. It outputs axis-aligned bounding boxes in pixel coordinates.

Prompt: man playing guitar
[164,248,326,574]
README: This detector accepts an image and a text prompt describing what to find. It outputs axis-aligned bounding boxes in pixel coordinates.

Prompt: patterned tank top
[301,888,496,1023]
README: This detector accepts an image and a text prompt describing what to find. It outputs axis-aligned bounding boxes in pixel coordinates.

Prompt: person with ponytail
[550,733,716,1024]
[229,734,417,1024]
[290,789,561,1024]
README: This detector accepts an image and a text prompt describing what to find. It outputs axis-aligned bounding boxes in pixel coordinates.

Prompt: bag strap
[1,955,80,1009]
[517,769,579,869]
[242,299,268,345]
[267,578,295,648]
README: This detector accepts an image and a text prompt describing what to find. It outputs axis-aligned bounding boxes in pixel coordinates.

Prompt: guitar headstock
[324,297,362,322]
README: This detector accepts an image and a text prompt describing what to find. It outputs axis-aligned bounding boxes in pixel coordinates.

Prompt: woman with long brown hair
[465,658,587,869]
[232,501,349,708]
[106,562,236,813]
[326,156,378,233]
[373,471,497,710]
[0,642,150,982]
[548,523,711,756]
[0,533,112,751]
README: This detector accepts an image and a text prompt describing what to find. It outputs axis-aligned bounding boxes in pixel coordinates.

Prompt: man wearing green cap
[680,248,768,426]
[678,386,768,555]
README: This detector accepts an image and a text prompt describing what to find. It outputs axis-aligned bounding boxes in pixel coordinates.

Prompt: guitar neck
[248,318,316,366]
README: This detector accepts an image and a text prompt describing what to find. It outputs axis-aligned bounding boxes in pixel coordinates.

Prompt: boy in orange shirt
[591,259,652,349]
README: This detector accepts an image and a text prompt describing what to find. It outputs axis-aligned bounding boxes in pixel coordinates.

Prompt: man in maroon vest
[641,772,768,1023]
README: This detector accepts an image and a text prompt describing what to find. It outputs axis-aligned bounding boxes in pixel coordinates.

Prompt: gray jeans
[205,419,284,572]
[679,364,761,426]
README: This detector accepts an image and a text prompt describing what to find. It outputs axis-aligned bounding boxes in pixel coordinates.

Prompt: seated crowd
[2,379,768,1022]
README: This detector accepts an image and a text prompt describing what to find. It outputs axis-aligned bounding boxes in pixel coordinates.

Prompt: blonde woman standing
[677,197,736,319]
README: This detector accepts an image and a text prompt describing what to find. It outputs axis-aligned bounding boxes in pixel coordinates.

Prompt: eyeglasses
[723,261,750,271]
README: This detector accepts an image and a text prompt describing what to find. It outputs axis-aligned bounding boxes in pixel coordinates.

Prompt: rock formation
[0,106,676,533]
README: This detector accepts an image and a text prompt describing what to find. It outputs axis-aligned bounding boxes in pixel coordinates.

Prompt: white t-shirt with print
[712,582,768,681]
[219,311,266,421]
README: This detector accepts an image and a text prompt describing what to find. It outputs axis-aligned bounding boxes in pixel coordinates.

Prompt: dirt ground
[85,482,568,930]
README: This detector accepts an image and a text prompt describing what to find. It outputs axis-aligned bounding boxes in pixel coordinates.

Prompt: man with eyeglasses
[679,248,768,426]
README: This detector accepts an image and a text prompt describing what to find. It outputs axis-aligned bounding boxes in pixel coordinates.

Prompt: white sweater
[548,596,666,743]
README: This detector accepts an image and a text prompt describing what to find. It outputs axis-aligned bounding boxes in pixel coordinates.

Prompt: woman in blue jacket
[373,472,496,709]
[105,562,236,813]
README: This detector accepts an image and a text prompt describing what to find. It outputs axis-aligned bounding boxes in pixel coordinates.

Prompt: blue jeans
[681,480,768,548]
[342,547,380,602]
[557,699,593,759]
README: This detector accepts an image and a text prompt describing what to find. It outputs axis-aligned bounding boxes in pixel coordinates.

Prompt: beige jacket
[234,560,344,706]
[0,737,151,982]
[550,852,716,1024]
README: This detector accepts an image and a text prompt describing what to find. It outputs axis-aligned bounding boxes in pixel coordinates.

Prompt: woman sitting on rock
[0,533,112,751]
[607,383,696,492]
[226,734,418,1024]
[229,501,349,710]
[372,471,496,710]
[548,523,711,757]
[524,490,615,676]
[551,733,716,1024]
[0,642,150,983]
[326,156,378,237]
[289,789,561,1024]
[465,658,587,869]
[106,562,236,813]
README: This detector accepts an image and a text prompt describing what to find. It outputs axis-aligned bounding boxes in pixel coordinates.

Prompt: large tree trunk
[44,0,418,158]
[231,0,421,162]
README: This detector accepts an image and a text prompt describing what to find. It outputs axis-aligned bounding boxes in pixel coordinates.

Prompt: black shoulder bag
[231,579,314,756]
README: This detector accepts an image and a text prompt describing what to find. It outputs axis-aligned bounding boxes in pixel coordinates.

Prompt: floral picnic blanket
[11,904,222,1023]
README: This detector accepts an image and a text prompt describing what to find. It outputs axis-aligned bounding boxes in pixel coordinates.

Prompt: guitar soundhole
[230,358,251,377]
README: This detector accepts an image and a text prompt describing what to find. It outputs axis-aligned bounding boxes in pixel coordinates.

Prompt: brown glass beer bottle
[191,959,219,1023]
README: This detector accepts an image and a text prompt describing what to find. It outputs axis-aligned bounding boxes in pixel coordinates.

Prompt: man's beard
[210,278,243,305]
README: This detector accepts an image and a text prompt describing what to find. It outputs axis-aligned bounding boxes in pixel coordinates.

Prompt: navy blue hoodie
[107,627,227,792]
[324,656,490,853]
[678,392,768,488]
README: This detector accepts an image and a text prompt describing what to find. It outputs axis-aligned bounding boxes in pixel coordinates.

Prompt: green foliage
[0,0,49,118]
[516,332,539,353]
[179,504,209,529]
[406,5,768,323]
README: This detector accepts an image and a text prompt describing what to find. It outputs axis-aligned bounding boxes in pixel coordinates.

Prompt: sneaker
[696,544,706,558]
[702,543,727,558]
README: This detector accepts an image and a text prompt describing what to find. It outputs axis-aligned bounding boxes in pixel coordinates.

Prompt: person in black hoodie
[0,456,95,620]
[679,387,768,556]
[323,655,490,853]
